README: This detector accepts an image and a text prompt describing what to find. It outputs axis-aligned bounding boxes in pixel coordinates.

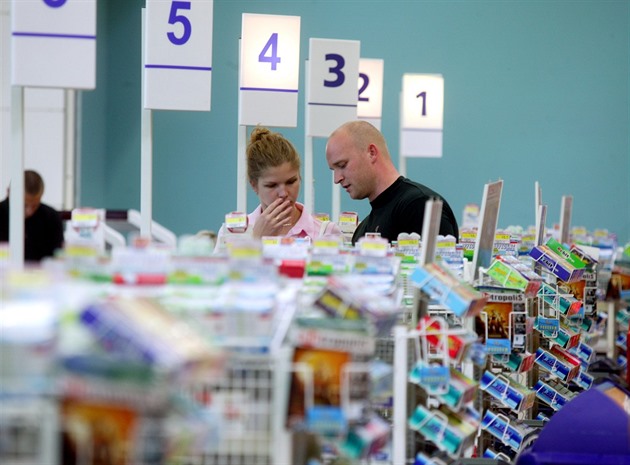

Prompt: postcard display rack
[0,231,419,465]
[0,243,305,465]
[389,231,615,465]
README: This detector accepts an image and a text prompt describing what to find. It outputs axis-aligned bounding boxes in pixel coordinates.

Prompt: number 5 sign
[400,73,444,158]
[239,13,301,127]
[144,0,214,111]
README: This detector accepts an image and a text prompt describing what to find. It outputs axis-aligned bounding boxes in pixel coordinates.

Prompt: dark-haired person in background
[0,170,64,262]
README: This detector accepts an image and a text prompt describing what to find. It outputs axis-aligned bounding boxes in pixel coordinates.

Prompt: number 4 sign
[239,13,301,127]
[400,73,444,158]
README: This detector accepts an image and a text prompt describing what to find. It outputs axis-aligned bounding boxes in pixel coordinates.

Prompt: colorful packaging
[529,244,585,283]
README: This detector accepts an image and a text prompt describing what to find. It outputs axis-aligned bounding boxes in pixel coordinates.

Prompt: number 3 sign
[306,38,360,137]
[239,13,301,127]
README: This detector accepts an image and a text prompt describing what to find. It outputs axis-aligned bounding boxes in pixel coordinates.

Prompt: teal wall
[80,0,630,243]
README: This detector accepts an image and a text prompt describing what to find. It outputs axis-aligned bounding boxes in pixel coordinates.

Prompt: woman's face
[252,162,301,210]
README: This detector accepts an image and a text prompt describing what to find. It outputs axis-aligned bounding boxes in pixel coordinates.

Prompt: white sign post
[559,195,573,245]
[400,73,444,163]
[144,0,214,111]
[305,38,360,220]
[471,180,504,282]
[238,13,301,212]
[357,58,384,131]
[10,0,96,267]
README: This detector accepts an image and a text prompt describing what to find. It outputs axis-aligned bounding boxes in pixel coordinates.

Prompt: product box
[411,263,487,317]
[568,341,594,364]
[479,371,535,412]
[486,255,542,297]
[533,380,573,410]
[570,368,594,390]
[480,409,532,452]
[545,238,588,270]
[408,404,479,456]
[549,322,581,350]
[504,351,536,373]
[409,361,450,395]
[418,316,479,362]
[538,282,582,316]
[529,244,585,283]
[534,345,581,382]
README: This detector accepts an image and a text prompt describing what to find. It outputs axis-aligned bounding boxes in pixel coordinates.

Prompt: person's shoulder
[37,203,63,222]
[40,202,61,214]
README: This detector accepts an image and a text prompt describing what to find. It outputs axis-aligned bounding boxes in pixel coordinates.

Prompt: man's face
[24,193,42,218]
[325,132,373,200]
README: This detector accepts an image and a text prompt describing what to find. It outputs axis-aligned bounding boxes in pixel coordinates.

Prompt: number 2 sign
[401,73,444,158]
[144,0,214,111]
[239,13,301,127]
[358,58,384,126]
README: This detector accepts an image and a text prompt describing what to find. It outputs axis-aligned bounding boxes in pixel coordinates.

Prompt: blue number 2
[167,1,192,46]
[43,0,67,7]
[358,72,369,102]
[324,53,345,88]
[259,33,281,70]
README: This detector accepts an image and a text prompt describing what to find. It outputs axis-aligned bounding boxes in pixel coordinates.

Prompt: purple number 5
[167,1,192,46]
[43,0,67,7]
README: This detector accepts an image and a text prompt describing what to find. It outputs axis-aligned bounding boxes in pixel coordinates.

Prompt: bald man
[325,120,458,244]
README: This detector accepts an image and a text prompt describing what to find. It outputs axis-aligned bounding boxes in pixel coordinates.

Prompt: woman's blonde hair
[247,127,300,185]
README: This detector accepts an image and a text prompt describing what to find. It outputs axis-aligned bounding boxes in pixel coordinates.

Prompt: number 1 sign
[239,13,301,127]
[144,0,214,111]
[11,0,96,89]
[400,73,444,158]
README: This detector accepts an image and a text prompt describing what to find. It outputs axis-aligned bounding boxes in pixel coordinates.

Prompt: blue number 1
[416,91,427,116]
[43,0,67,7]
[259,33,281,70]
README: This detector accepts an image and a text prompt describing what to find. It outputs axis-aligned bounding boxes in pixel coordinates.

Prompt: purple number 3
[43,0,67,7]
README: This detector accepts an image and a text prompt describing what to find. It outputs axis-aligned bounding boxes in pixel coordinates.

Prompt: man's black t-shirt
[351,176,459,244]
[0,198,64,262]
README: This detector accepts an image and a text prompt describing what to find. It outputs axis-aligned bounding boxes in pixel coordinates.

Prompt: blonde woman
[215,127,341,250]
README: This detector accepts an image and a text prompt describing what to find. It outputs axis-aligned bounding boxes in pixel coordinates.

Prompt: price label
[11,0,96,88]
[358,58,384,122]
[71,208,100,229]
[239,13,301,127]
[144,0,214,111]
[225,211,248,233]
[400,73,444,157]
[306,38,360,137]
[339,211,358,225]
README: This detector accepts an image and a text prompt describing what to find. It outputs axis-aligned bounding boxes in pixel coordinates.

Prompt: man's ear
[368,143,378,162]
[249,179,258,194]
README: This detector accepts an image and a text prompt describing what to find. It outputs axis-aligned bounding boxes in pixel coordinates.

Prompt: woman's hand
[252,198,294,238]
